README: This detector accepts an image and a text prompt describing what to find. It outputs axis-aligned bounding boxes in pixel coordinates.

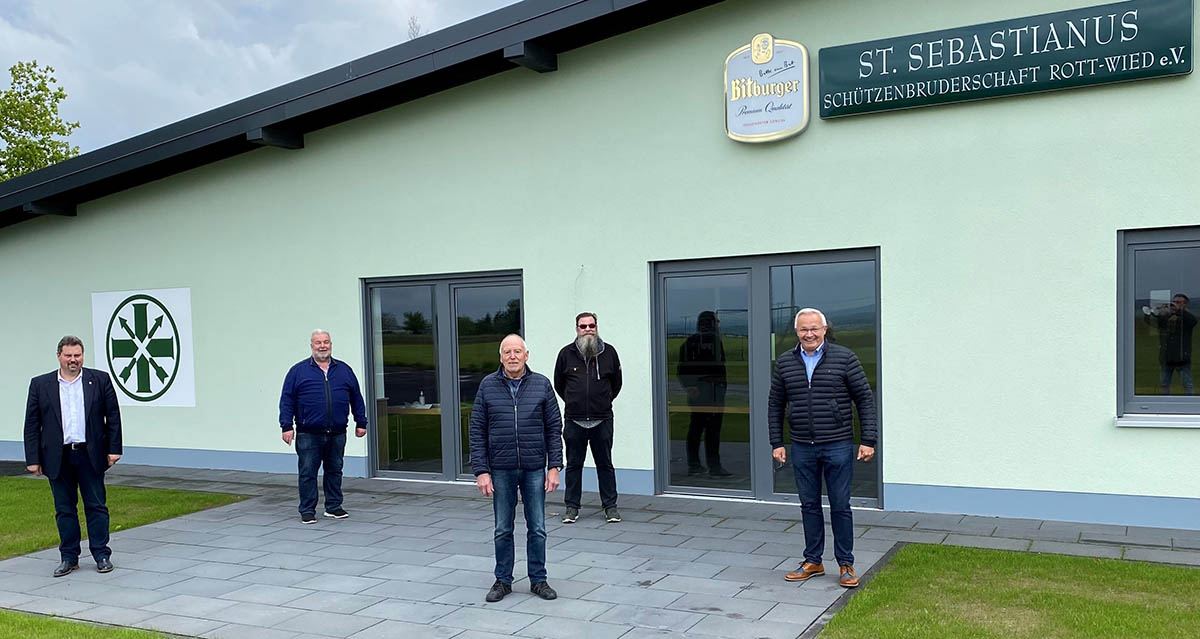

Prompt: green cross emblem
[105,294,180,401]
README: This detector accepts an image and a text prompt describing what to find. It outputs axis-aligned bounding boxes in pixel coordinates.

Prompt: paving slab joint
[795,541,904,639]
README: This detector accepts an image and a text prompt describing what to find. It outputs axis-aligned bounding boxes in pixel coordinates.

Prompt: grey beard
[576,334,600,360]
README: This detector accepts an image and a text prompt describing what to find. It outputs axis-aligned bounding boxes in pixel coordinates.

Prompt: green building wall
[3,0,1198,527]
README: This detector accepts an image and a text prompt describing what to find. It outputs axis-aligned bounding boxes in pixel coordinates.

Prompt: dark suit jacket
[24,368,123,480]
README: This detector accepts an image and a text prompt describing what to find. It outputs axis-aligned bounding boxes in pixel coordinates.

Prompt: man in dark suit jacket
[24,336,123,577]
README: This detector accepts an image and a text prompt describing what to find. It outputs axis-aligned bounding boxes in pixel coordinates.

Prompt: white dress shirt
[58,370,86,444]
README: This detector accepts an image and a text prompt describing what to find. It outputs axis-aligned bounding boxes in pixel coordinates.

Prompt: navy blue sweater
[469,366,564,476]
[279,357,368,433]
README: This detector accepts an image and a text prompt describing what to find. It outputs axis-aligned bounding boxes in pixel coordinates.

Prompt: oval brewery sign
[725,33,811,143]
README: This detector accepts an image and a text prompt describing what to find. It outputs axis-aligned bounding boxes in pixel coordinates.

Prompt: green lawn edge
[821,543,1200,639]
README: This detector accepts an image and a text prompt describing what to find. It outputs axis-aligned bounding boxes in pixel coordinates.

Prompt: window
[1119,227,1200,418]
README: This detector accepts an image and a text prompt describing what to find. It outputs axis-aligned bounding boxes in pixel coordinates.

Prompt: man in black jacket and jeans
[554,312,623,524]
[769,308,877,589]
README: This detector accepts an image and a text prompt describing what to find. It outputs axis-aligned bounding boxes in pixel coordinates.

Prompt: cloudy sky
[0,0,517,153]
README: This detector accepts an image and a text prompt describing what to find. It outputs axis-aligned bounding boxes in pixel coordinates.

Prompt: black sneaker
[485,580,512,602]
[300,512,316,524]
[708,466,733,478]
[324,508,349,519]
[562,507,579,524]
[605,507,622,523]
[531,581,558,600]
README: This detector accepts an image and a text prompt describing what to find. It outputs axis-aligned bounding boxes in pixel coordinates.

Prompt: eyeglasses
[797,327,824,334]
[577,323,596,329]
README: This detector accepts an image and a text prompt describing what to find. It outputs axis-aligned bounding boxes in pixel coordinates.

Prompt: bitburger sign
[725,33,811,143]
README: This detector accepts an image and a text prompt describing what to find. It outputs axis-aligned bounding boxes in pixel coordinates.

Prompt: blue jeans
[296,431,346,515]
[1160,363,1194,394]
[49,446,111,562]
[491,468,547,585]
[792,441,855,567]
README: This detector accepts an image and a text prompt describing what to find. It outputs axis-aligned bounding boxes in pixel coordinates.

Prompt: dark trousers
[491,468,547,584]
[792,440,855,567]
[296,431,346,515]
[686,410,724,470]
[48,445,111,563]
[563,419,617,510]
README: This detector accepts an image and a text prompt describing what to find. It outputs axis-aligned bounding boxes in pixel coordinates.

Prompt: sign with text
[92,288,195,406]
[819,0,1193,118]
[725,33,811,142]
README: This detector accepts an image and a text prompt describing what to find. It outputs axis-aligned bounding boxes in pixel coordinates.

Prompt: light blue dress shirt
[798,341,825,382]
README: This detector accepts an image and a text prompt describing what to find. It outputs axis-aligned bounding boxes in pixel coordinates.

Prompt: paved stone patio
[1,465,1198,638]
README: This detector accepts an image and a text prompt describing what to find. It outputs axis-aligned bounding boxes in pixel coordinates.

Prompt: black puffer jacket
[469,366,564,476]
[768,342,877,448]
[553,340,622,420]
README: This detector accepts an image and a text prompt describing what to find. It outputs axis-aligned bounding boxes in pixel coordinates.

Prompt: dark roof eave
[0,0,722,229]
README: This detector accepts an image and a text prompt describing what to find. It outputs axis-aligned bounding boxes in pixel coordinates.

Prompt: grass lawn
[0,609,163,639]
[821,544,1200,639]
[0,476,244,560]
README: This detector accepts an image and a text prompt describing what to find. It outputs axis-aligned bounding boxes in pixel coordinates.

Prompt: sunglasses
[577,323,597,329]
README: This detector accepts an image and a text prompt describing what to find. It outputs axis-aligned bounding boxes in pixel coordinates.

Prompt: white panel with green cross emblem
[91,288,195,407]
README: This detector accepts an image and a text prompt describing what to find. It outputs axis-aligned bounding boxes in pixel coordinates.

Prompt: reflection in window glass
[664,274,751,491]
[371,286,441,473]
[456,286,522,472]
[1132,247,1200,396]
[769,261,878,499]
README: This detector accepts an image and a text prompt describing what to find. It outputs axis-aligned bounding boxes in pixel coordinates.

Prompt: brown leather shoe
[784,562,824,582]
[839,565,858,588]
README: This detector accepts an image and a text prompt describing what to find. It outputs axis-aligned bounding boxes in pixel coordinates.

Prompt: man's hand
[27,464,42,476]
[857,445,875,462]
[476,473,493,497]
[355,427,367,438]
[545,468,560,493]
[281,430,295,446]
[107,454,121,467]
[772,447,786,464]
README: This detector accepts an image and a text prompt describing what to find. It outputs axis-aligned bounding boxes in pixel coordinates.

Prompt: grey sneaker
[562,507,579,524]
[531,581,557,600]
[605,507,621,523]
[485,580,512,602]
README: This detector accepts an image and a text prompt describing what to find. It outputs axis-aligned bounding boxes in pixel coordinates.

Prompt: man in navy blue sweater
[279,330,367,524]
[470,334,563,603]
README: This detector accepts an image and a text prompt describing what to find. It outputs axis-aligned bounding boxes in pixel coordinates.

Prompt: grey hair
[498,333,526,353]
[57,335,84,354]
[311,329,331,340]
[793,308,828,328]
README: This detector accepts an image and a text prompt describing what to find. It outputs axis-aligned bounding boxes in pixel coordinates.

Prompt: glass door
[654,252,880,505]
[768,260,879,501]
[365,273,522,480]
[369,285,442,473]
[452,284,523,478]
[659,270,754,496]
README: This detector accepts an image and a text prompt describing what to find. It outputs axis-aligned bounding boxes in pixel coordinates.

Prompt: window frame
[1118,227,1200,417]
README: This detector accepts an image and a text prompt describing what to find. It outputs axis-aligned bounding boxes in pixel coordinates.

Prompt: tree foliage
[0,60,80,182]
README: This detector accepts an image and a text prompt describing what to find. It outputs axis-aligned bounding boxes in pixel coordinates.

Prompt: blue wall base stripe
[0,441,369,479]
[575,467,655,497]
[9,436,1195,528]
[1,440,656,495]
[885,482,1200,531]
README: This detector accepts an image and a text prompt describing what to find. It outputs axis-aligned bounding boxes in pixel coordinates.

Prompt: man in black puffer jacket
[553,312,623,525]
[769,308,877,589]
[470,334,563,603]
